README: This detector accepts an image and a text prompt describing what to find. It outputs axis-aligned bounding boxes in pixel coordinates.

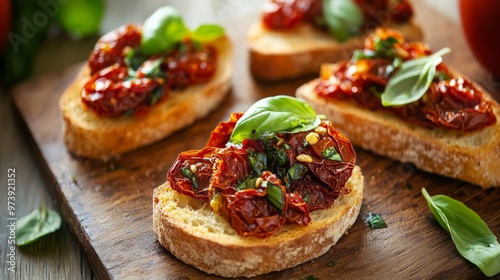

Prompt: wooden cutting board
[11,2,500,279]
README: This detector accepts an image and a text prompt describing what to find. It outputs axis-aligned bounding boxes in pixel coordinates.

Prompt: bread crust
[59,36,233,160]
[248,20,423,81]
[153,166,364,277]
[296,71,500,188]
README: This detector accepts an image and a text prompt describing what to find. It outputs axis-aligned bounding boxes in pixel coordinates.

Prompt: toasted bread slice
[296,69,500,188]
[59,36,233,160]
[153,166,363,277]
[248,21,423,81]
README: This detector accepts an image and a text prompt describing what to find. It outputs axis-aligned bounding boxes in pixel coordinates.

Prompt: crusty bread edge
[153,166,364,278]
[59,36,234,160]
[296,73,500,188]
[248,20,423,81]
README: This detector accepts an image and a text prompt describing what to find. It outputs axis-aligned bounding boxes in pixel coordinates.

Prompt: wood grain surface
[10,2,500,279]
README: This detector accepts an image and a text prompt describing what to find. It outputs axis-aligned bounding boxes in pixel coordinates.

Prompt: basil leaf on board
[229,96,322,144]
[140,6,225,56]
[190,24,225,43]
[16,205,62,246]
[422,188,500,277]
[141,6,188,55]
[322,0,364,42]
[381,47,451,106]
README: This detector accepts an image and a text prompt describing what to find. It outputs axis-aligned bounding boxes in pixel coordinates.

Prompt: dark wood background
[8,1,500,279]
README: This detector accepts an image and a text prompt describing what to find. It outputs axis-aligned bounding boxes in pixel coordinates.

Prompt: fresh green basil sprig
[381,47,451,106]
[422,188,500,277]
[322,0,364,42]
[16,205,62,246]
[229,96,322,144]
[141,6,224,56]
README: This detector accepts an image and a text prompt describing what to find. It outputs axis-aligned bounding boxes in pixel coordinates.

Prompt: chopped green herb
[181,167,199,190]
[149,86,164,106]
[266,182,285,213]
[422,188,500,277]
[236,177,258,191]
[321,146,342,161]
[274,146,289,166]
[373,36,399,58]
[369,86,382,98]
[140,57,164,79]
[286,163,308,188]
[351,49,375,62]
[302,192,310,204]
[16,205,62,246]
[364,213,387,229]
[248,150,267,175]
[327,260,338,267]
[125,47,147,71]
[351,36,400,63]
[435,71,449,81]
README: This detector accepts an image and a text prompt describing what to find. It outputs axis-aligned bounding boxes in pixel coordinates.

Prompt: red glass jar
[459,0,500,78]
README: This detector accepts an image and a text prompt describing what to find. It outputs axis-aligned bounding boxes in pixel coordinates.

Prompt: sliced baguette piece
[248,20,423,81]
[59,36,233,160]
[296,69,500,188]
[153,165,364,278]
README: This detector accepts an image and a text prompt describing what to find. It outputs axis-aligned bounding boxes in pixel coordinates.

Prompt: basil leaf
[322,0,364,42]
[381,47,451,106]
[16,205,62,246]
[229,96,321,144]
[141,6,188,55]
[422,188,500,277]
[266,182,285,213]
[190,24,225,43]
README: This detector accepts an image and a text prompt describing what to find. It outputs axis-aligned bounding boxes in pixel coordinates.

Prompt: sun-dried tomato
[83,26,218,117]
[262,0,321,29]
[163,43,218,90]
[88,24,141,75]
[168,147,219,202]
[315,29,497,132]
[283,123,355,210]
[81,64,161,117]
[168,114,356,238]
[423,76,496,131]
[261,0,413,30]
[206,112,244,148]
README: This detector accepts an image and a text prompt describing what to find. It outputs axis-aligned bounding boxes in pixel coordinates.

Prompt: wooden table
[2,1,499,279]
